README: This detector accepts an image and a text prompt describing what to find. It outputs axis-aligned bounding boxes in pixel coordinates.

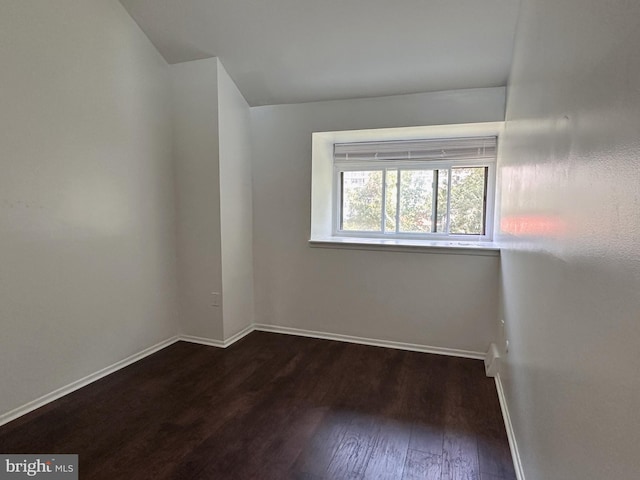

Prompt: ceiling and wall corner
[119,0,520,106]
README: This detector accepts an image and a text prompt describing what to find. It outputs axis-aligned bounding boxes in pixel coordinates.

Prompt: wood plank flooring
[0,332,516,480]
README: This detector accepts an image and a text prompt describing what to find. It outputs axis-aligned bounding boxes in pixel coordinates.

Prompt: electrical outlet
[211,292,221,307]
[500,318,508,354]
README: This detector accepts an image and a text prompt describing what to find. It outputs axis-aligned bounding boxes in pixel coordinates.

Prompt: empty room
[1,0,639,479]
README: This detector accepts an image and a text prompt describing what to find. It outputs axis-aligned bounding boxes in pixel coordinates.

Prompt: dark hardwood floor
[0,332,516,480]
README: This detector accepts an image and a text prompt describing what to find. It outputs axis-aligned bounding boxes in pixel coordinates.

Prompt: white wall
[217,62,255,338]
[251,88,505,353]
[0,0,178,417]
[171,58,223,340]
[498,0,640,478]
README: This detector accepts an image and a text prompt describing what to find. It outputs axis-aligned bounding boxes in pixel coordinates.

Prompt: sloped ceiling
[119,0,520,106]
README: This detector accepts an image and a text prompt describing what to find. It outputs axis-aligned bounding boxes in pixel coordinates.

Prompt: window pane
[341,171,383,231]
[436,169,449,233]
[399,170,434,233]
[449,167,487,235]
[385,170,398,232]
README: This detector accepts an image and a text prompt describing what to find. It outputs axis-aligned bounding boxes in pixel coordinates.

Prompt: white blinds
[334,136,497,165]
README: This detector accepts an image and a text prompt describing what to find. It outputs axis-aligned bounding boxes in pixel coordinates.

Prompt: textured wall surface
[171,58,223,340]
[218,61,255,339]
[498,0,640,477]
[0,0,178,416]
[251,88,505,353]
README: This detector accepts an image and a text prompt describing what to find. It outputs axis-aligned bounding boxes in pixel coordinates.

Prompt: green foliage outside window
[341,167,486,235]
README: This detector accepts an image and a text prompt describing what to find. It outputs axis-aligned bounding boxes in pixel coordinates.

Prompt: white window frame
[333,154,496,242]
[310,122,503,252]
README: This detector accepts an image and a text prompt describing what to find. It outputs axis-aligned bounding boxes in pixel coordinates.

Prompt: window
[333,136,497,240]
[310,123,502,252]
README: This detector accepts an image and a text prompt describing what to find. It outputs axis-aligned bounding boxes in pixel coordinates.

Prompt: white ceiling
[119,0,520,106]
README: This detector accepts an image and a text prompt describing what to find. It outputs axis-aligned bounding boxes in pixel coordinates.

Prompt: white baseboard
[179,324,484,360]
[179,324,254,349]
[221,324,255,346]
[484,342,500,377]
[0,323,487,428]
[0,335,180,428]
[495,373,526,480]
[253,324,485,360]
[179,335,225,348]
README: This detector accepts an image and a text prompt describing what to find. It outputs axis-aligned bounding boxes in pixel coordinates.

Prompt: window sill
[309,236,500,256]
